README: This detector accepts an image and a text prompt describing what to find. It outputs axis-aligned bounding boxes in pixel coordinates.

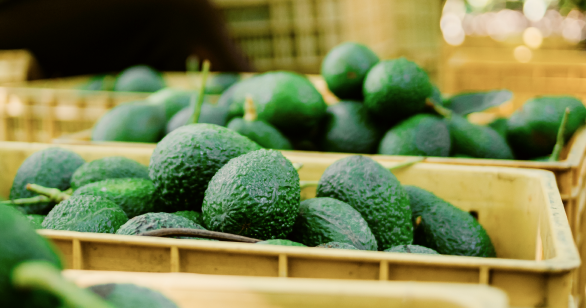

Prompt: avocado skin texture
[256,239,306,247]
[290,197,377,250]
[73,178,157,218]
[203,149,300,240]
[116,212,207,240]
[316,242,359,250]
[165,104,231,134]
[487,118,508,138]
[42,195,128,233]
[507,96,586,159]
[26,214,46,229]
[447,115,514,159]
[404,185,496,257]
[316,155,413,250]
[147,88,191,121]
[0,205,63,308]
[227,117,293,150]
[70,156,149,190]
[363,58,432,124]
[385,245,439,255]
[150,124,261,212]
[114,65,165,93]
[88,283,178,308]
[205,73,241,95]
[10,147,85,214]
[92,102,166,143]
[321,42,379,100]
[172,211,204,226]
[320,101,382,153]
[378,114,451,157]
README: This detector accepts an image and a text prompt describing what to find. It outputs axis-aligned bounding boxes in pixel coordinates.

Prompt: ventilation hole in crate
[469,210,479,221]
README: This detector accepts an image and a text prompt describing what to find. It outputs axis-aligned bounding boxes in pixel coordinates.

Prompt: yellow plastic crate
[0,49,37,84]
[0,142,579,308]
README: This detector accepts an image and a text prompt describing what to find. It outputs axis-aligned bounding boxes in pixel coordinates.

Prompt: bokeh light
[514,45,533,63]
[523,27,543,48]
[524,0,547,22]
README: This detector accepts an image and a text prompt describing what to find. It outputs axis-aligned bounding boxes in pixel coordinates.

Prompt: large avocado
[378,114,451,157]
[114,65,165,93]
[316,242,359,250]
[165,103,231,134]
[26,214,46,229]
[205,73,241,95]
[70,156,149,190]
[227,117,292,150]
[447,115,514,159]
[256,239,306,247]
[147,88,192,121]
[88,283,178,308]
[116,212,206,240]
[172,211,204,226]
[385,245,439,255]
[92,102,167,143]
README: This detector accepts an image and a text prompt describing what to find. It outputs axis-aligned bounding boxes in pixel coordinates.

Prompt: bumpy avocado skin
[290,197,377,250]
[116,212,207,240]
[165,103,231,134]
[316,242,359,250]
[404,185,496,257]
[147,88,191,121]
[42,196,128,233]
[316,155,413,250]
[10,147,85,214]
[447,115,514,159]
[378,114,451,156]
[70,156,149,190]
[507,96,586,159]
[203,149,300,240]
[256,239,306,247]
[319,101,382,153]
[227,117,293,150]
[150,124,261,212]
[26,214,46,229]
[92,102,166,143]
[321,42,380,100]
[0,205,63,308]
[88,283,178,308]
[114,65,165,93]
[73,178,157,218]
[385,245,439,255]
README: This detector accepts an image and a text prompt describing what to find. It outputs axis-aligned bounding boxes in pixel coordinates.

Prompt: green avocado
[165,103,230,134]
[385,245,439,255]
[149,123,261,212]
[289,197,377,250]
[70,156,149,190]
[92,102,167,143]
[80,74,114,91]
[88,283,178,308]
[319,100,382,153]
[114,65,165,93]
[321,42,379,100]
[42,196,128,233]
[205,73,241,94]
[147,88,191,121]
[316,242,359,250]
[507,96,586,159]
[10,147,85,214]
[172,211,204,226]
[203,149,300,240]
[404,185,496,257]
[316,155,413,250]
[116,212,207,240]
[0,205,63,308]
[72,178,157,218]
[256,239,306,247]
[363,58,433,124]
[378,114,451,157]
[26,214,46,229]
[447,115,514,159]
[487,117,508,138]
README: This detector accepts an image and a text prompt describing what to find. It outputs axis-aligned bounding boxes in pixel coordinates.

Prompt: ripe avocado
[42,196,128,233]
[256,239,306,247]
[289,197,377,250]
[385,245,439,255]
[316,242,359,250]
[447,115,514,159]
[116,212,207,240]
[114,65,165,93]
[172,211,204,226]
[149,124,261,212]
[319,100,382,153]
[70,156,149,190]
[165,103,230,134]
[404,185,496,257]
[321,42,379,100]
[316,155,413,250]
[10,147,85,214]
[378,114,451,157]
[147,88,191,121]
[205,73,240,94]
[26,214,45,229]
[203,149,300,240]
[88,283,178,308]
[92,102,166,143]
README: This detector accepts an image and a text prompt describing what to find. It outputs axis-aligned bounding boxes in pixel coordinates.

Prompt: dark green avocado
[447,115,514,159]
[92,102,167,143]
[116,212,206,240]
[316,242,359,250]
[26,214,46,229]
[70,156,149,190]
[172,211,204,226]
[378,114,451,156]
[147,88,192,121]
[385,245,439,255]
[165,103,231,134]
[256,239,306,247]
[205,73,241,95]
[114,65,165,93]
[88,283,178,308]
[487,117,508,138]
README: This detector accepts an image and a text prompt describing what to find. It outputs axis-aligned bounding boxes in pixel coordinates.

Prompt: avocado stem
[12,261,114,308]
[243,95,258,122]
[426,98,453,118]
[549,107,571,162]
[0,195,51,206]
[189,59,211,124]
[388,156,425,171]
[26,184,71,203]
[138,228,262,243]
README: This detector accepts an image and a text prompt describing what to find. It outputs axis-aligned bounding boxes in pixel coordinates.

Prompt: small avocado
[316,155,413,250]
[70,156,149,190]
[289,197,377,250]
[447,115,514,159]
[319,100,382,153]
[150,124,261,212]
[378,114,451,157]
[404,185,496,257]
[165,103,230,134]
[81,74,114,91]
[10,147,85,214]
[205,73,241,94]
[203,149,300,240]
[42,196,128,233]
[147,88,192,121]
[88,283,178,308]
[92,102,167,143]
[26,214,46,229]
[385,245,439,255]
[256,239,306,247]
[172,211,204,226]
[116,212,206,240]
[316,242,359,250]
[114,65,165,93]
[487,117,508,138]
[321,42,379,100]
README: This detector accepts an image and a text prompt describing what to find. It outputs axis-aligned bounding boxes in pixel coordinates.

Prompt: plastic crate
[0,49,37,84]
[0,142,579,308]
[64,270,510,308]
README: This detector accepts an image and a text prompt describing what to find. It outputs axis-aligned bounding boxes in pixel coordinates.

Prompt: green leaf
[443,90,512,116]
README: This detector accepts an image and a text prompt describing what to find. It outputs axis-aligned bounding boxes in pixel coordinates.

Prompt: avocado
[116,212,207,240]
[378,114,451,157]
[404,185,496,257]
[147,88,192,121]
[203,149,300,240]
[316,155,413,250]
[149,124,261,212]
[0,205,63,308]
[385,245,439,255]
[72,178,157,218]
[316,242,359,250]
[447,115,514,159]
[319,100,382,153]
[507,96,586,159]
[88,283,178,308]
[92,102,166,143]
[487,118,508,138]
[256,239,306,247]
[205,73,241,94]
[172,211,204,226]
[321,42,379,100]
[10,147,85,214]
[114,65,165,93]
[26,214,45,229]
[81,74,113,91]
[70,156,149,190]
[42,196,128,233]
[165,103,230,134]
[363,58,433,124]
[289,197,377,250]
